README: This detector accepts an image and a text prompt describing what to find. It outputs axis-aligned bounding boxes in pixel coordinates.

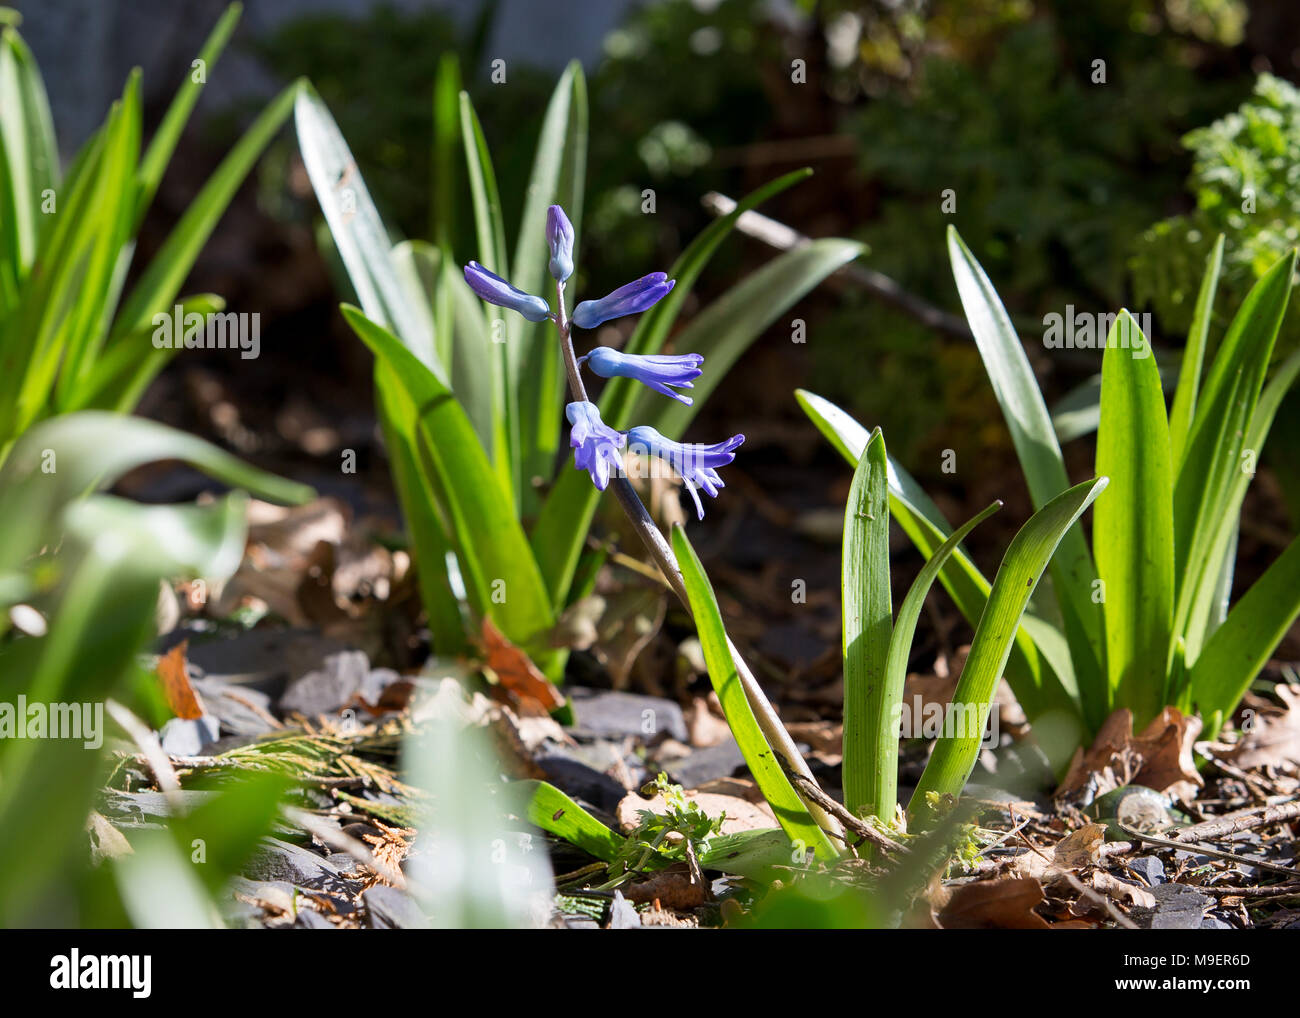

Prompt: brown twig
[785,772,903,853]
[1171,799,1300,843]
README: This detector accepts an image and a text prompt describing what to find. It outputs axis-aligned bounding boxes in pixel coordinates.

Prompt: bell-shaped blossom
[547,205,574,283]
[579,347,703,405]
[463,261,552,322]
[572,273,675,330]
[566,401,626,491]
[626,426,744,520]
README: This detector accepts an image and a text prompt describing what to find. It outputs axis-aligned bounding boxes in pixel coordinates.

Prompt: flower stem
[552,281,843,846]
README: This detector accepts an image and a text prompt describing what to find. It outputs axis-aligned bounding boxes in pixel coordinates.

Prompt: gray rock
[279,650,371,716]
[1200,917,1233,929]
[568,688,687,743]
[1143,883,1212,930]
[176,626,350,691]
[363,885,430,929]
[245,837,354,891]
[535,754,628,811]
[159,714,221,756]
[607,890,641,929]
[664,737,746,788]
[192,677,278,737]
[295,909,337,929]
[1128,856,1166,886]
[360,668,402,704]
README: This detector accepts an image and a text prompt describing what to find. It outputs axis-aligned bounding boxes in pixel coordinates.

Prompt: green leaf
[877,500,1002,823]
[0,410,313,576]
[1168,234,1224,468]
[292,83,437,372]
[840,428,893,819]
[946,226,1105,724]
[911,477,1109,816]
[112,81,297,344]
[672,526,838,862]
[1188,532,1300,731]
[796,388,1084,760]
[341,306,557,665]
[641,239,864,439]
[0,23,58,280]
[1172,250,1296,654]
[1094,312,1174,727]
[510,781,623,863]
[135,2,241,226]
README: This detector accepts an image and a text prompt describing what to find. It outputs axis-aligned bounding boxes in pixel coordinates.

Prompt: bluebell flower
[547,205,574,283]
[626,426,744,520]
[572,273,675,330]
[566,401,626,491]
[578,347,703,405]
[464,261,552,322]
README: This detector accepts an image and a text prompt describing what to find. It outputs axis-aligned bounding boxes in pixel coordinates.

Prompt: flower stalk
[549,277,844,844]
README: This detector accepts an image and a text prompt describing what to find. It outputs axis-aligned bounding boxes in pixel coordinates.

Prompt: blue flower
[579,347,703,405]
[572,273,675,330]
[626,426,744,520]
[463,261,552,322]
[547,205,574,283]
[566,401,626,491]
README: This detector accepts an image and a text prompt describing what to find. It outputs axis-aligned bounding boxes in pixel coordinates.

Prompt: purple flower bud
[626,425,744,520]
[579,347,703,405]
[463,261,552,322]
[571,273,675,330]
[547,205,575,283]
[566,401,626,491]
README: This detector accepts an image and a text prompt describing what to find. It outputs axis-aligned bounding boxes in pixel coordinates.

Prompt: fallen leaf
[1054,823,1106,870]
[156,641,204,720]
[1058,707,1203,800]
[1230,684,1300,769]
[1089,870,1156,908]
[937,877,1051,929]
[479,616,564,712]
[686,695,732,748]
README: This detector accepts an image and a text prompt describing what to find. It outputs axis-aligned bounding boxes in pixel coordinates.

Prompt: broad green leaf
[1180,347,1300,670]
[876,500,1001,823]
[841,428,892,819]
[1094,312,1174,727]
[341,306,557,666]
[796,388,1083,755]
[510,781,623,863]
[0,24,58,279]
[642,239,864,439]
[673,526,838,862]
[911,477,1109,816]
[458,91,509,279]
[1188,532,1300,732]
[0,411,312,576]
[1174,250,1295,577]
[374,366,468,657]
[292,83,437,372]
[947,227,1105,718]
[1168,234,1224,467]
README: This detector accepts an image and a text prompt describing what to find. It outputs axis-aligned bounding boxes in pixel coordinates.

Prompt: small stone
[245,837,351,890]
[363,885,430,929]
[568,688,687,743]
[1146,883,1211,930]
[1128,856,1166,886]
[664,738,746,789]
[159,714,221,756]
[607,891,641,929]
[535,754,628,811]
[1200,917,1233,929]
[279,650,371,716]
[295,909,336,929]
